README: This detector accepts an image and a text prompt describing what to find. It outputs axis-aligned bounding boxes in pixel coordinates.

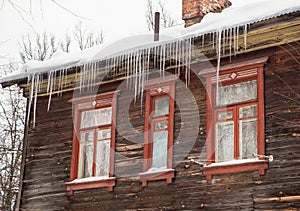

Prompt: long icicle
[244,24,248,50]
[216,30,222,104]
[26,75,35,127]
[236,26,239,53]
[33,74,39,128]
[47,72,54,112]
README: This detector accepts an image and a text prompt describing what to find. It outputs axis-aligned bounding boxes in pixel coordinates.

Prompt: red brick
[182,0,232,27]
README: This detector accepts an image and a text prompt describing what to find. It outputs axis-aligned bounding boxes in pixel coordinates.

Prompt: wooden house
[1,0,300,210]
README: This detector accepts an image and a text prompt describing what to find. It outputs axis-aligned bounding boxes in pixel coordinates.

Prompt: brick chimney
[182,0,232,27]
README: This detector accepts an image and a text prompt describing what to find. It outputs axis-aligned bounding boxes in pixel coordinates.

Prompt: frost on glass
[152,131,168,168]
[96,139,111,177]
[80,131,94,143]
[155,121,168,130]
[81,107,112,128]
[154,97,169,117]
[97,128,111,140]
[239,118,257,159]
[78,143,93,178]
[216,121,234,162]
[218,111,233,120]
[217,80,257,106]
[239,104,257,118]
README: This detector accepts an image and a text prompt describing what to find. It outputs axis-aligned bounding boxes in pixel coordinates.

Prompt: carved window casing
[200,57,269,180]
[139,75,177,187]
[66,92,117,194]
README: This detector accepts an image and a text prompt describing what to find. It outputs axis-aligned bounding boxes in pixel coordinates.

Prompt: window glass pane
[218,111,233,120]
[78,143,93,178]
[155,121,168,130]
[216,121,234,162]
[152,131,168,169]
[154,97,169,117]
[96,139,111,177]
[217,80,257,106]
[239,118,257,159]
[97,129,111,140]
[81,107,112,128]
[239,104,257,118]
[80,131,94,143]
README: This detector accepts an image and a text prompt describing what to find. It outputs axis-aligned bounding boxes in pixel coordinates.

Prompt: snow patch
[66,176,113,184]
[1,0,299,83]
[140,167,173,175]
[205,158,265,167]
[0,0,299,128]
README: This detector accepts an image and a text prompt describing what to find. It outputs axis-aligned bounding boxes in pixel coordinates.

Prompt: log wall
[19,42,300,210]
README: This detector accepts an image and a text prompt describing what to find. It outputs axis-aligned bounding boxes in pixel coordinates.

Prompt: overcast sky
[0,0,182,66]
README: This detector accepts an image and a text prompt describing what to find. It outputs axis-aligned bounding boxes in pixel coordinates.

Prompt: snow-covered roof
[1,0,300,84]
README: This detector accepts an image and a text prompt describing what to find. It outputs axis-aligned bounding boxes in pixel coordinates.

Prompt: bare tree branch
[19,32,57,63]
[1,0,90,27]
[158,0,176,28]
[146,0,155,31]
[145,0,177,31]
[50,0,90,20]
[0,63,25,210]
[0,39,9,47]
[59,32,71,53]
[73,21,104,50]
[6,0,33,29]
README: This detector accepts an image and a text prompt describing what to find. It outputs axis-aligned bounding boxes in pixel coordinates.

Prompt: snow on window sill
[66,176,116,195]
[139,168,175,187]
[140,167,173,174]
[204,158,264,167]
[66,176,112,184]
[203,158,268,181]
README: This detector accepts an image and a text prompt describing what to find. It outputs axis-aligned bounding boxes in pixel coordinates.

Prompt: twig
[273,72,300,98]
[287,43,300,55]
[7,0,34,29]
[0,0,4,12]
[273,91,300,105]
[51,0,90,20]
[279,45,300,65]
[39,0,43,19]
[0,39,9,47]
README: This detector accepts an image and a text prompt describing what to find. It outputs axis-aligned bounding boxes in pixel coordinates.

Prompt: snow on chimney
[182,0,232,27]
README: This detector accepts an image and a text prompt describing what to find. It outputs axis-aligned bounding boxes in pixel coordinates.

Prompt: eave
[1,11,299,97]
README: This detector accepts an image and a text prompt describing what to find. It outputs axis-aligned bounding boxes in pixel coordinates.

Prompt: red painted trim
[68,92,118,192]
[92,130,96,176]
[234,106,239,159]
[70,104,80,180]
[143,91,151,172]
[206,77,213,165]
[203,161,268,181]
[142,79,176,186]
[66,177,116,195]
[200,57,268,178]
[257,66,265,157]
[110,94,117,177]
[168,83,175,169]
[199,57,269,78]
[139,169,175,187]
[69,91,117,104]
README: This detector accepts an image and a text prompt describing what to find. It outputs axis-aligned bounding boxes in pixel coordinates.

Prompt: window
[66,92,117,194]
[199,57,269,180]
[139,75,177,187]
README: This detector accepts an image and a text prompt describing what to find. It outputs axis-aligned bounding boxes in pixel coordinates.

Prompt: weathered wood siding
[19,42,300,210]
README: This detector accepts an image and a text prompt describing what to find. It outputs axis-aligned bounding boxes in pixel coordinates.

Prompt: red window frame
[139,75,177,187]
[66,92,117,194]
[199,57,269,180]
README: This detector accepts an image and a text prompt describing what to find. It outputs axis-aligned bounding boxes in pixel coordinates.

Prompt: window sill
[203,159,268,180]
[139,168,175,187]
[66,176,116,195]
